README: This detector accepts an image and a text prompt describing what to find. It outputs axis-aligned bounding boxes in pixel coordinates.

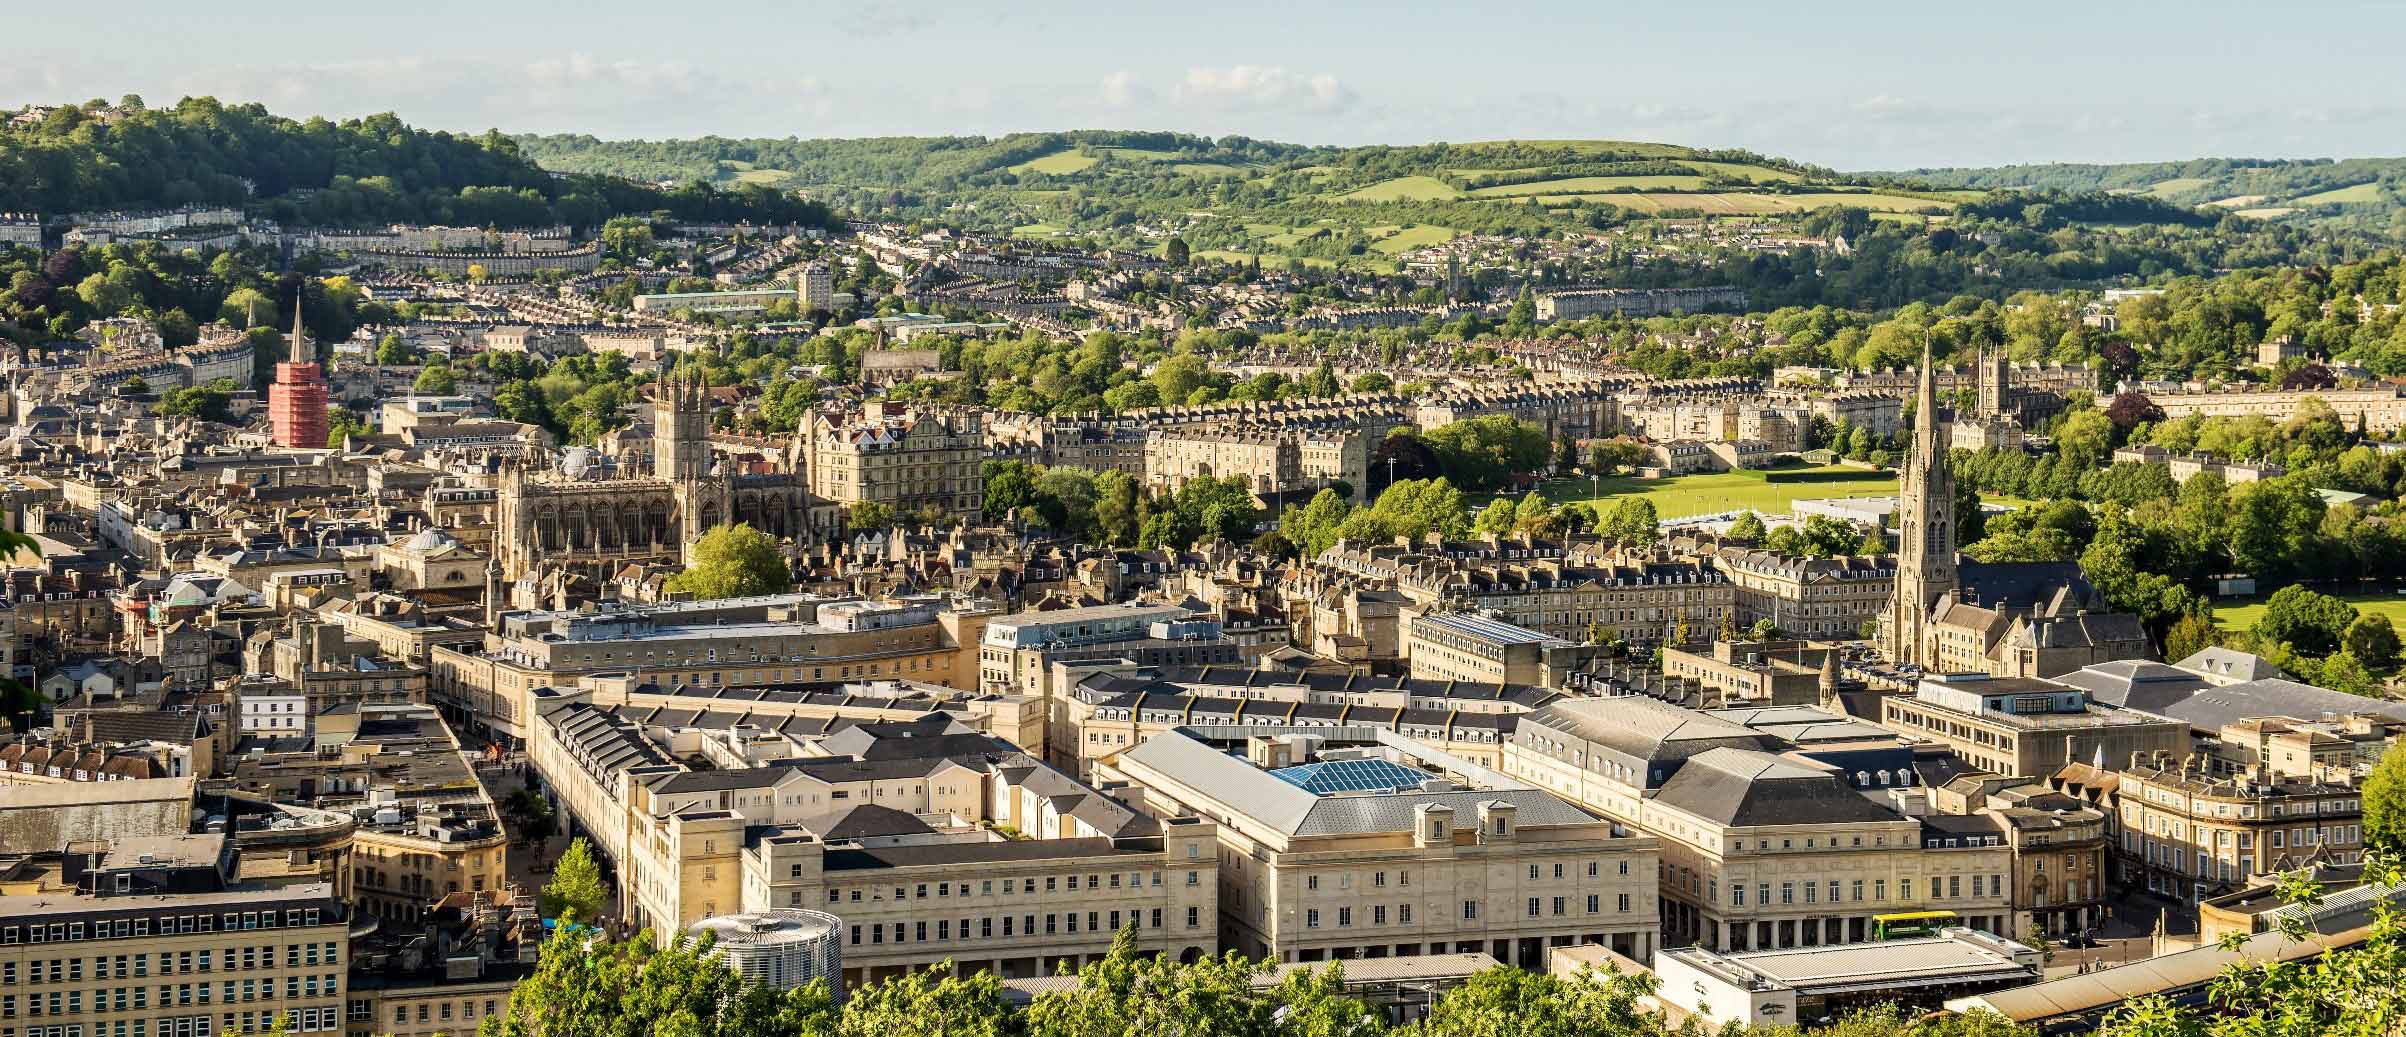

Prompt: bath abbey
[494,371,810,582]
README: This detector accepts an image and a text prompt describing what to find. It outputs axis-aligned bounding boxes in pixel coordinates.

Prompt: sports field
[1515,465,1898,520]
[2211,592,2406,634]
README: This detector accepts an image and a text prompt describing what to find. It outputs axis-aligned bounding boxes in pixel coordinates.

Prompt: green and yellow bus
[1870,910,1959,940]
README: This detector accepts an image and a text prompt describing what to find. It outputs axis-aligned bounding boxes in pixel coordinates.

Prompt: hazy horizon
[9,0,2404,170]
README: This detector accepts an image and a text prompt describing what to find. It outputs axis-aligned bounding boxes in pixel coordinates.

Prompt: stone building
[803,403,985,527]
[495,371,810,581]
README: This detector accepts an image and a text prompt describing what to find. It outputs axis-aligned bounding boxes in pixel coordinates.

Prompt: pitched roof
[1652,748,1905,828]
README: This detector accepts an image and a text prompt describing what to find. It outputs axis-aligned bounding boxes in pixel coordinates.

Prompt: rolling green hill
[512,131,1976,272]
[1884,156,2406,235]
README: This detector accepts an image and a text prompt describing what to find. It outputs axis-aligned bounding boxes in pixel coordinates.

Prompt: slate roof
[1521,696,1775,763]
[2154,678,2406,732]
[1118,729,1596,838]
[799,803,935,841]
[1652,748,1905,828]
[2056,660,2211,712]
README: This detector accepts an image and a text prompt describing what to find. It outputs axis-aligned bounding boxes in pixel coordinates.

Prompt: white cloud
[1170,65,1354,113]
[1098,70,1149,108]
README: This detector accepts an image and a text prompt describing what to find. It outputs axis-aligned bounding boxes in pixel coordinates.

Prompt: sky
[8,0,2405,170]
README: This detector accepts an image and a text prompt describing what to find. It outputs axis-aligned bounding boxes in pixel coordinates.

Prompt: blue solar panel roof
[1268,758,1432,796]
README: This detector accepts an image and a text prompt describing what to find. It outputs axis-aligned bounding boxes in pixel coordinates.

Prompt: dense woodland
[0,97,832,230]
[1892,156,2406,238]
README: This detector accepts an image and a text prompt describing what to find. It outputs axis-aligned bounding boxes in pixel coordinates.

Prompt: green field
[1336,176,1462,202]
[1096,146,1181,161]
[2146,177,2213,198]
[1011,223,1068,238]
[1683,160,1804,183]
[1011,150,1098,175]
[1512,466,1898,520]
[1367,224,1458,254]
[730,168,791,185]
[1468,175,1709,197]
[1171,161,1250,176]
[2212,592,2406,634]
[2293,182,2383,206]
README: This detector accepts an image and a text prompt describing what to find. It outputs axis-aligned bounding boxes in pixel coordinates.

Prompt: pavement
[2039,891,2200,978]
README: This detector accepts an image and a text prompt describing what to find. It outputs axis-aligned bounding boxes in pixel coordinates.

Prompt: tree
[2227,478,2328,584]
[1727,510,1767,541]
[1301,362,1339,398]
[1511,491,1556,538]
[1349,373,1393,393]
[2344,614,2402,672]
[834,964,1012,1037]
[2023,923,2057,967]
[663,523,792,600]
[849,501,898,531]
[1163,236,1191,267]
[983,459,1041,522]
[502,787,556,846]
[158,382,236,424]
[324,410,371,447]
[2253,585,2358,656]
[1598,498,1660,548]
[375,333,417,365]
[2365,745,2406,857]
[2055,408,2115,470]
[539,838,606,924]
[2319,650,2379,696]
[1025,927,1375,1037]
[1748,619,1783,641]
[1473,498,1516,536]
[2163,612,2221,664]
[413,364,458,394]
[1424,416,1550,491]
[1411,965,1660,1037]
[485,925,833,1037]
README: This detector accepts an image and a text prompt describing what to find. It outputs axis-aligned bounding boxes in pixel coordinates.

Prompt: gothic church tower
[655,370,730,562]
[1885,336,1959,667]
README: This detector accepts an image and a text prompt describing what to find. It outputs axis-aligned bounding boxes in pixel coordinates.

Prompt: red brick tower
[268,304,329,448]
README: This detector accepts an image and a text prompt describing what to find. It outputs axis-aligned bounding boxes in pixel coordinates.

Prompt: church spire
[288,300,311,365]
[1914,329,1938,453]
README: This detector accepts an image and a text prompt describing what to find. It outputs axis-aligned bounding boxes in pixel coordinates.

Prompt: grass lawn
[1009,150,1099,175]
[2292,182,2382,206]
[1010,223,1068,238]
[1096,146,1180,161]
[1505,465,1899,520]
[1369,224,1459,254]
[2212,592,2406,634]
[1336,176,1462,202]
[2146,177,2213,198]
